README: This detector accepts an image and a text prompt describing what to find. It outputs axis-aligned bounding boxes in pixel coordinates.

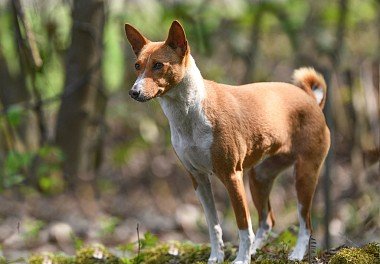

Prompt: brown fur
[125,23,190,100]
[203,81,330,229]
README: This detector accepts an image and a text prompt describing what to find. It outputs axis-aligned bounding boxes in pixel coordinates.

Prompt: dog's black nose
[129,89,140,99]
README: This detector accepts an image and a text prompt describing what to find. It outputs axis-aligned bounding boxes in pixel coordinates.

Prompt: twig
[137,222,141,261]
[339,232,359,247]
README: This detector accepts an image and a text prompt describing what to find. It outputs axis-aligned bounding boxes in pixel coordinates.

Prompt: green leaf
[141,232,159,249]
[4,151,32,176]
[6,105,24,127]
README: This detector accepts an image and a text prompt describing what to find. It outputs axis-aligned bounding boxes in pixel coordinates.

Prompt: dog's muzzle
[129,88,140,100]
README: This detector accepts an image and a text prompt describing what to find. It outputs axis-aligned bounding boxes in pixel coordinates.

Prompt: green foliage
[103,16,125,92]
[0,8,21,76]
[22,219,45,241]
[270,227,298,249]
[5,105,25,127]
[28,3,71,101]
[117,242,135,258]
[131,242,234,264]
[19,231,380,264]
[29,253,74,264]
[0,150,32,190]
[99,216,120,237]
[71,234,85,251]
[35,145,64,194]
[76,244,123,264]
[3,151,32,176]
[140,232,159,249]
[253,244,301,264]
[0,143,64,193]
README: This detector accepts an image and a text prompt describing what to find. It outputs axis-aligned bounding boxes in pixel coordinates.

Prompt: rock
[175,204,200,230]
[49,222,73,244]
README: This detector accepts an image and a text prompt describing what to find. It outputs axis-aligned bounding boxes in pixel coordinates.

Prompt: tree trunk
[241,4,264,84]
[0,30,38,153]
[55,0,106,188]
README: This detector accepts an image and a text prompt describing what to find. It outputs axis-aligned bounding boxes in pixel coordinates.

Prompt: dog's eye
[134,63,141,70]
[153,62,164,70]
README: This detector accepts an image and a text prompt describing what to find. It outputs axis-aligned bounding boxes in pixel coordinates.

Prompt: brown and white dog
[124,20,330,264]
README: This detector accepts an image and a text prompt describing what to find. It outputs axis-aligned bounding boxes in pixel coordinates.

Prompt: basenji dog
[124,20,330,264]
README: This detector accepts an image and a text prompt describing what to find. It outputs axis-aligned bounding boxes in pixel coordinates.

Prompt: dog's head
[125,21,190,102]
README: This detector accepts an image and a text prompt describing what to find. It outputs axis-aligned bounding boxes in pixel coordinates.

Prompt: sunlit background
[0,0,378,260]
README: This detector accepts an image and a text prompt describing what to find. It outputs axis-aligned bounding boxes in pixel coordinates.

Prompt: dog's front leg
[190,173,224,264]
[220,171,255,264]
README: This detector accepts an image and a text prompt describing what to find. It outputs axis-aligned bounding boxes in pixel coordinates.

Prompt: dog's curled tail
[292,67,327,109]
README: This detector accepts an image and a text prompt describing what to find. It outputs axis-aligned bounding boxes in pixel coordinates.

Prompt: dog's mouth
[132,88,165,103]
[155,88,165,97]
[134,97,150,102]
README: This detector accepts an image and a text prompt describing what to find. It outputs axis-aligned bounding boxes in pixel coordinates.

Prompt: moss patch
[21,235,380,264]
[362,242,380,259]
[131,242,236,264]
[29,252,75,264]
[328,242,380,264]
[76,244,123,264]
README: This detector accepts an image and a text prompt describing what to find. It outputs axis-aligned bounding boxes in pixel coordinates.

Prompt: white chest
[160,99,214,175]
[157,57,214,175]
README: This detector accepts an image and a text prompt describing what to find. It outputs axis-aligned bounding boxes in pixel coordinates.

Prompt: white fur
[132,55,151,93]
[312,86,324,105]
[158,56,213,175]
[251,207,272,254]
[289,204,310,260]
[196,178,224,263]
[132,74,145,91]
[233,221,255,264]
[251,222,271,254]
[158,56,222,262]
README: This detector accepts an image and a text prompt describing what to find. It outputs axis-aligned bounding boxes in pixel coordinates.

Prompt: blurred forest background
[0,0,378,260]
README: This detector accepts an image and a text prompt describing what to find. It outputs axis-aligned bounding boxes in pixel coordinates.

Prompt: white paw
[208,251,224,264]
[289,226,309,260]
[251,238,264,255]
[233,228,254,264]
[251,227,270,255]
[232,259,250,264]
[288,247,306,261]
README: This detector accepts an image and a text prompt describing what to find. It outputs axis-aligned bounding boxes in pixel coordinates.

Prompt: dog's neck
[158,55,206,123]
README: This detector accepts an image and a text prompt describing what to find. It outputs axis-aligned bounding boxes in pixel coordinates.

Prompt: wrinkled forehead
[137,42,181,64]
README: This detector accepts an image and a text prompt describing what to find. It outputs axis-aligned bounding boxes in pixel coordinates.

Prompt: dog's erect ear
[165,20,188,57]
[125,23,150,56]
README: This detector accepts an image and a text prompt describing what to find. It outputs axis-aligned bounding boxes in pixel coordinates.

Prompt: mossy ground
[328,242,380,264]
[7,231,380,264]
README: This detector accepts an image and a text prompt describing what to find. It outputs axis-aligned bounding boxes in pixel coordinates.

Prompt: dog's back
[203,78,329,171]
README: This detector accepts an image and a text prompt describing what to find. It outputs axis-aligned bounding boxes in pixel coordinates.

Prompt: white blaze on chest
[158,56,213,175]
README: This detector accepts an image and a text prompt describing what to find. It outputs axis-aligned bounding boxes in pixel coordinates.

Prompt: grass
[3,229,380,264]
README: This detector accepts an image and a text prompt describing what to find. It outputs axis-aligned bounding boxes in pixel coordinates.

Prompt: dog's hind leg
[249,154,294,254]
[289,154,325,260]
[190,173,224,264]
